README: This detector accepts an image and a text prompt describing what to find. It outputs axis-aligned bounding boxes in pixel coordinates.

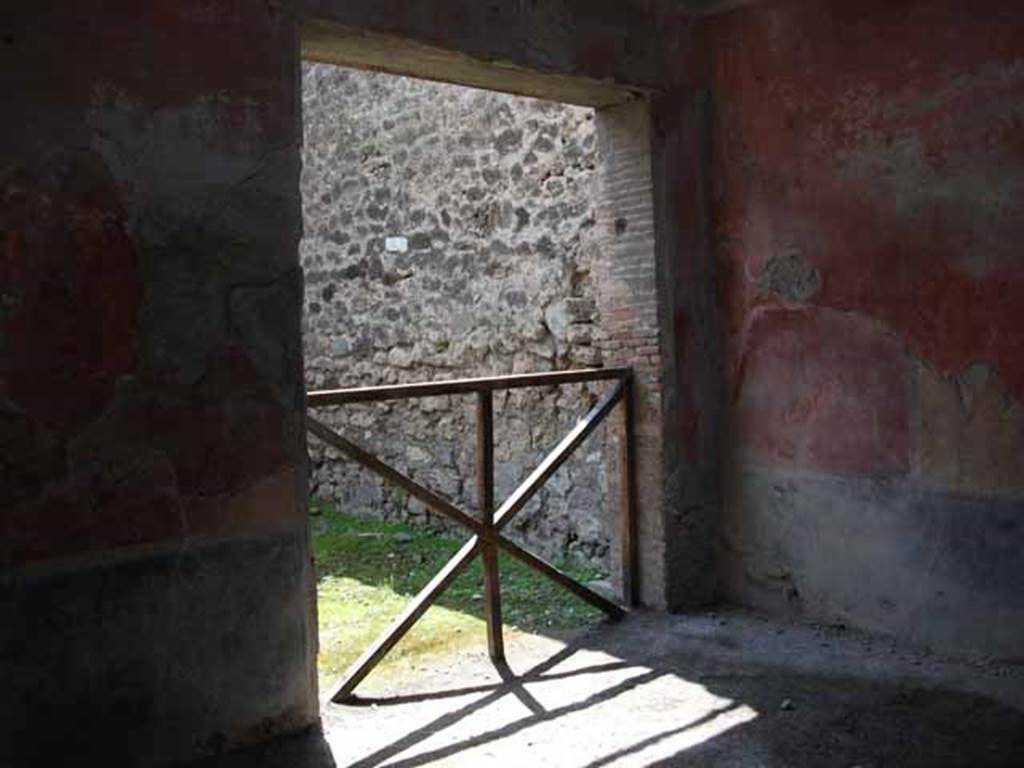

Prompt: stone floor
[195,609,1024,767]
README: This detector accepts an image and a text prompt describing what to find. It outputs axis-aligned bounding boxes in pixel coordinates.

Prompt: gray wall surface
[301,64,613,566]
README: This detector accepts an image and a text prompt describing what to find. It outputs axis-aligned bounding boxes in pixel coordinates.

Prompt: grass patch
[311,500,608,690]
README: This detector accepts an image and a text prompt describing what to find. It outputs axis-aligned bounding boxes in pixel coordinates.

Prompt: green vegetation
[311,500,608,690]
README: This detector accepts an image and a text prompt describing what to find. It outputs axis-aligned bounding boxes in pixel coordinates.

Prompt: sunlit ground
[322,630,760,767]
[311,501,608,691]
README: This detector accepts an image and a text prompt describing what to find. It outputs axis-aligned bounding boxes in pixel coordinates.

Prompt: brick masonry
[593,101,668,606]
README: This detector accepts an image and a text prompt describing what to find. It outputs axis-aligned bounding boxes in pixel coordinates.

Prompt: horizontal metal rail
[307,367,637,702]
[308,366,630,406]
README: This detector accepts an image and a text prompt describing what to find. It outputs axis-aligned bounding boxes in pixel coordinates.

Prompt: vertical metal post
[620,373,640,607]
[476,388,505,661]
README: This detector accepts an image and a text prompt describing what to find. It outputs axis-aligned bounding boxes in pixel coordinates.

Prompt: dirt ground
[194,609,1024,767]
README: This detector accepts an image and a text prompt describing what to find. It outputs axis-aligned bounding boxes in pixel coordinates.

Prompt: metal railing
[306,367,638,702]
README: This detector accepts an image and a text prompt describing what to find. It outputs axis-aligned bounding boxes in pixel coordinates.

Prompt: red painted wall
[1,0,307,566]
[711,0,1024,492]
[704,0,1024,656]
[1,3,317,764]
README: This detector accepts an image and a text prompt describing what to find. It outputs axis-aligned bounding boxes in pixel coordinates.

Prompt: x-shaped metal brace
[307,374,634,702]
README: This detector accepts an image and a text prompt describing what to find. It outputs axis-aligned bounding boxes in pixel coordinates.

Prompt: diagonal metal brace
[308,380,628,702]
[307,415,489,539]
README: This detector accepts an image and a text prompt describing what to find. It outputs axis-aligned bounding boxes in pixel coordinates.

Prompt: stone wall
[300,64,612,565]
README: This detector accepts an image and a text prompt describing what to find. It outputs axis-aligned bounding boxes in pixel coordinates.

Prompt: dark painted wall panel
[1,534,317,766]
[723,468,1024,658]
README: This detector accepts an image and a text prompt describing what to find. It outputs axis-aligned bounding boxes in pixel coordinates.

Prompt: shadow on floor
[195,612,1024,767]
[330,612,1024,767]
[184,728,337,768]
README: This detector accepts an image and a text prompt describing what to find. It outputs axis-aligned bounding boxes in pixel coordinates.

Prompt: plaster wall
[10,0,1021,762]
[1,3,317,764]
[2,2,682,764]
[706,0,1024,658]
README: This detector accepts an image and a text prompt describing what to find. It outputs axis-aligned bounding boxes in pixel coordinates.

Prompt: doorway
[299,24,664,702]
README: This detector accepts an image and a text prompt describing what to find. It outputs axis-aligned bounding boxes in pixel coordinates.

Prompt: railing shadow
[322,613,1024,768]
